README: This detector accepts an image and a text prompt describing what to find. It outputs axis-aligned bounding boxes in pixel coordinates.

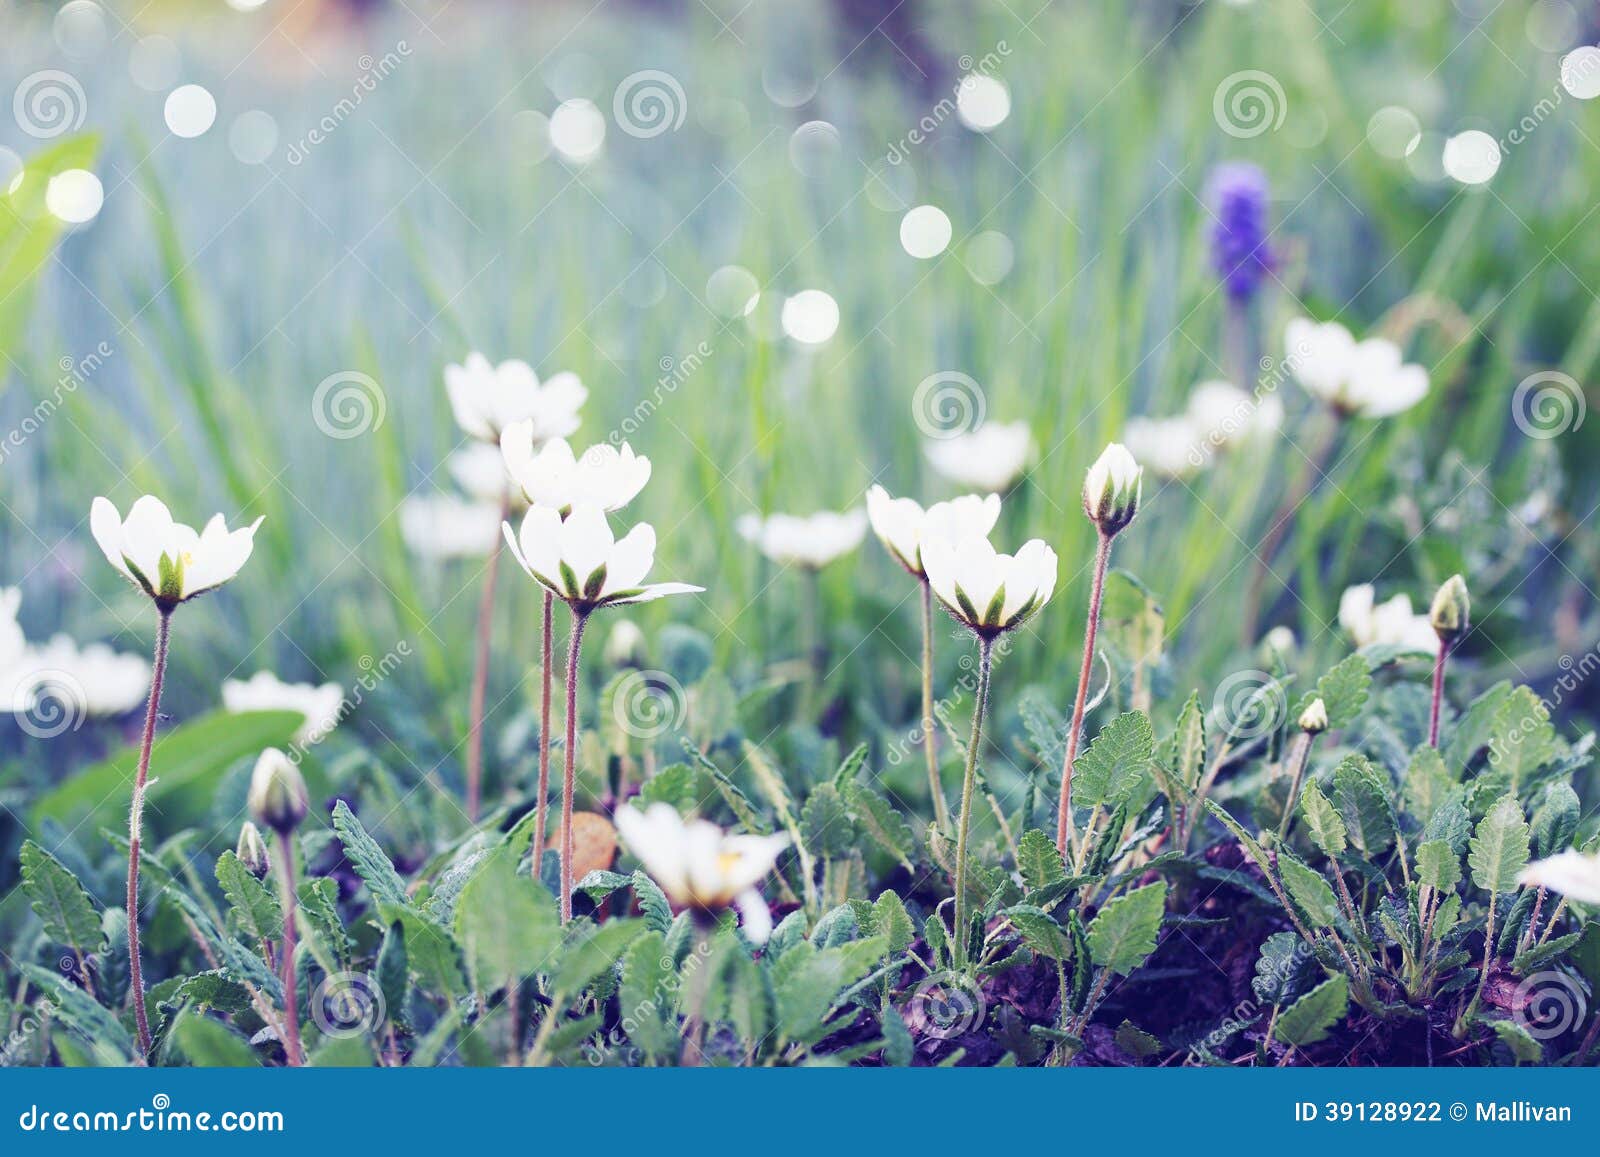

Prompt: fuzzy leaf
[1415,840,1462,891]
[1298,780,1347,858]
[1303,654,1371,730]
[1468,793,1531,896]
[800,783,857,859]
[1530,782,1581,858]
[1252,931,1315,1006]
[454,842,561,989]
[1074,712,1155,808]
[331,801,410,911]
[1087,881,1166,976]
[1274,974,1348,1047]
[215,850,283,943]
[1016,828,1067,891]
[619,930,679,1062]
[843,783,919,870]
[19,840,102,958]
[1169,692,1206,795]
[1278,852,1340,926]
[1332,755,1396,858]
[1486,687,1557,795]
[773,936,888,1045]
[1004,904,1074,960]
[1402,746,1457,826]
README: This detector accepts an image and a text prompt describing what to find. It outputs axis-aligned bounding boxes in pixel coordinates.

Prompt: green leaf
[1444,682,1515,769]
[332,800,411,911]
[1274,974,1348,1047]
[1415,840,1462,891]
[1016,828,1067,891]
[1402,746,1457,826]
[1087,881,1167,976]
[0,136,100,346]
[619,930,679,1062]
[548,919,644,1003]
[1074,712,1155,808]
[800,783,857,859]
[631,871,674,934]
[32,710,305,835]
[1491,1018,1544,1064]
[852,889,915,956]
[1421,794,1471,854]
[1203,798,1275,878]
[773,936,888,1045]
[1530,782,1581,858]
[378,903,466,1000]
[1331,755,1396,858]
[1278,853,1340,926]
[1252,931,1313,1005]
[171,1012,260,1067]
[843,783,919,870]
[1468,793,1531,896]
[453,841,561,989]
[1114,1020,1163,1058]
[215,850,283,943]
[1298,780,1347,858]
[1300,654,1371,730]
[1168,692,1207,796]
[19,964,133,1062]
[19,840,102,958]
[1004,904,1073,960]
[1487,687,1557,795]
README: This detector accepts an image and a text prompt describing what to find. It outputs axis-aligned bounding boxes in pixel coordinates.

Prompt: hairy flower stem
[1457,892,1498,1038]
[680,923,713,1066]
[274,829,304,1066]
[533,591,554,863]
[952,637,994,969]
[802,568,824,722]
[559,607,591,923]
[1277,731,1316,841]
[1057,531,1112,855]
[920,580,949,832]
[1243,416,1340,643]
[465,487,512,823]
[1428,636,1449,748]
[126,609,171,1060]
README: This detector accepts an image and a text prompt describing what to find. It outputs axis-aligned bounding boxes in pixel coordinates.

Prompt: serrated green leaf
[1203,798,1275,877]
[1468,794,1530,896]
[215,850,283,943]
[619,930,678,1062]
[1087,881,1166,976]
[843,782,918,870]
[1004,904,1073,960]
[1298,780,1347,858]
[1402,745,1457,826]
[1332,755,1396,858]
[1416,840,1462,891]
[19,840,102,958]
[1274,974,1348,1047]
[19,963,133,1062]
[1016,828,1067,890]
[548,919,644,1002]
[379,903,466,1000]
[1491,1017,1544,1063]
[1252,931,1314,1006]
[1487,687,1557,795]
[1169,692,1206,795]
[171,1011,260,1067]
[332,801,410,911]
[1300,654,1371,730]
[800,783,856,859]
[1114,1019,1163,1058]
[1531,782,1581,858]
[1279,852,1340,926]
[453,842,560,989]
[1421,793,1471,854]
[774,936,888,1045]
[1074,712,1155,808]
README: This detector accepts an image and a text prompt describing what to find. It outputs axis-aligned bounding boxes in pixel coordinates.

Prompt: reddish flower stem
[1428,636,1449,749]
[275,829,304,1066]
[559,607,590,922]
[1056,531,1112,855]
[126,609,171,1061]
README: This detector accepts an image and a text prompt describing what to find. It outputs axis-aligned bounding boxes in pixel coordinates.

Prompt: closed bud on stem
[604,618,647,669]
[248,747,309,834]
[1430,574,1470,645]
[1298,697,1328,735]
[236,821,271,879]
[1082,443,1143,536]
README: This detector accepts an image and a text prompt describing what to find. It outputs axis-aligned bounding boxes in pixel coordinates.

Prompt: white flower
[499,432,651,514]
[922,533,1058,636]
[1337,584,1437,651]
[1083,442,1143,534]
[504,504,703,610]
[444,352,586,442]
[1262,625,1297,657]
[923,420,1034,491]
[1284,318,1428,419]
[737,509,868,570]
[614,802,789,943]
[447,443,522,507]
[19,634,151,717]
[865,486,1001,577]
[90,496,262,608]
[223,671,344,744]
[1185,380,1283,448]
[0,588,24,671]
[400,494,503,560]
[1123,416,1202,479]
[1518,849,1600,905]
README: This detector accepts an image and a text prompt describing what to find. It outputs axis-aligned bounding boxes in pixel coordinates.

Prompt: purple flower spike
[1207,162,1275,303]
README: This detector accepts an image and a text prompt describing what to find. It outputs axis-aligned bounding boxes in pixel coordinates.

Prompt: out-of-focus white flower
[923,421,1034,491]
[1262,625,1297,658]
[448,443,522,508]
[1337,584,1437,651]
[444,352,586,443]
[223,670,344,744]
[1518,849,1600,905]
[400,494,503,560]
[90,496,262,609]
[1284,318,1428,419]
[499,432,650,514]
[737,509,868,570]
[614,802,789,943]
[1123,417,1202,479]
[923,534,1057,637]
[20,634,150,716]
[1186,379,1283,448]
[0,588,24,670]
[1083,443,1143,536]
[505,504,703,610]
[865,486,1001,577]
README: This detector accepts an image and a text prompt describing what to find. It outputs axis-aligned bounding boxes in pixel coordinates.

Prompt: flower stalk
[1428,575,1469,749]
[125,608,171,1060]
[534,589,554,860]
[920,579,949,831]
[1057,530,1111,854]
[465,484,512,822]
[274,828,304,1066]
[560,608,590,922]
[952,636,994,968]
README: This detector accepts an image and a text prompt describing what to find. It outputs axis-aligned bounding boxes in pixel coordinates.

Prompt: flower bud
[1260,625,1297,664]
[1429,574,1470,645]
[1082,443,1143,536]
[248,747,309,834]
[236,821,271,879]
[604,618,647,669]
[1298,697,1328,735]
